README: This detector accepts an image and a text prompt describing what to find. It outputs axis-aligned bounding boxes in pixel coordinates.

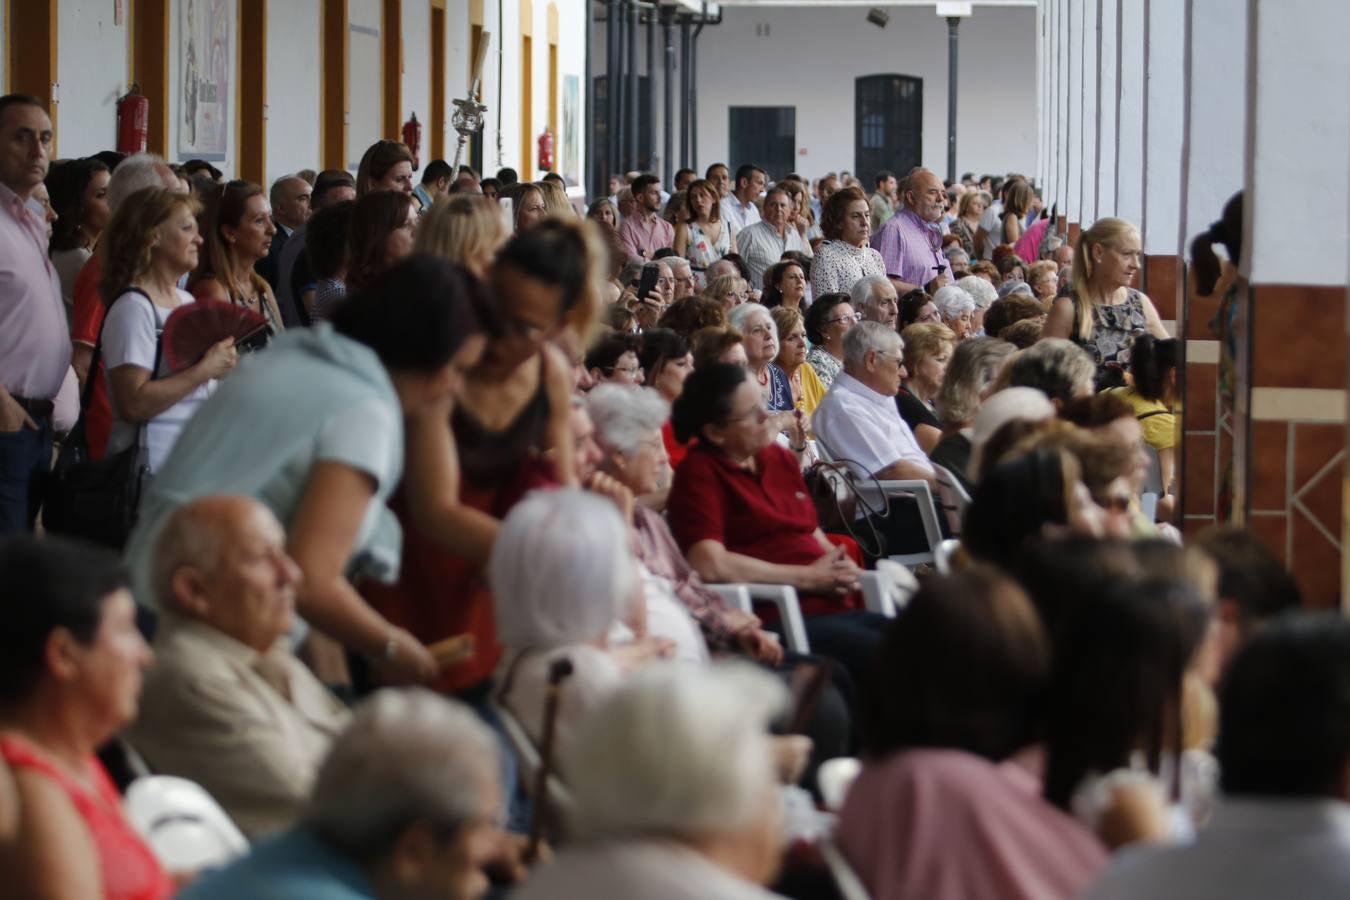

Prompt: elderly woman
[728,303,792,413]
[771,307,825,417]
[1027,260,1059,305]
[761,259,808,311]
[810,186,887,297]
[667,363,888,684]
[515,664,790,900]
[948,190,988,258]
[898,289,940,329]
[931,338,1016,490]
[124,258,491,684]
[932,284,976,342]
[839,567,1107,900]
[585,330,644,387]
[183,690,510,900]
[1042,217,1168,389]
[957,274,998,336]
[1006,338,1097,407]
[691,326,749,370]
[657,295,727,340]
[1060,393,1169,533]
[804,292,857,389]
[705,273,750,313]
[896,322,957,454]
[0,538,173,899]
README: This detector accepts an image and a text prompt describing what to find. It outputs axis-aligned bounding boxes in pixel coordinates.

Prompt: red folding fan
[161,300,268,373]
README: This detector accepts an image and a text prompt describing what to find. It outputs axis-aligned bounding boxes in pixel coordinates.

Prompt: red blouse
[1,735,174,900]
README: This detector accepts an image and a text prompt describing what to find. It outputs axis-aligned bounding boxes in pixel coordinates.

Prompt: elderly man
[850,275,899,330]
[620,174,674,260]
[666,256,697,300]
[181,689,515,900]
[871,168,950,296]
[720,164,765,233]
[128,496,349,839]
[257,175,312,291]
[0,95,67,535]
[813,322,936,558]
[736,187,812,289]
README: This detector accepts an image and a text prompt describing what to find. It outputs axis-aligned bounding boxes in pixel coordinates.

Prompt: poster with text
[178,0,230,161]
[562,75,581,188]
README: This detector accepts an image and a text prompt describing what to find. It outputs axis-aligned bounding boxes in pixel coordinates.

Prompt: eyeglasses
[826,313,862,325]
[874,350,905,367]
[722,404,770,425]
[606,364,643,377]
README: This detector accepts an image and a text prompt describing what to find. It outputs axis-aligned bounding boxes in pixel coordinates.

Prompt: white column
[1244,0,1350,284]
[1179,0,1246,260]
[1047,0,1061,206]
[1056,0,1069,212]
[1114,0,1144,226]
[1080,0,1098,225]
[1036,1,1046,185]
[1096,0,1118,218]
[1141,0,1184,255]
[1065,0,1081,223]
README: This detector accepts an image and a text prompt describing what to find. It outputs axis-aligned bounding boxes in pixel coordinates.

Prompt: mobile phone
[498,196,514,228]
[637,263,661,300]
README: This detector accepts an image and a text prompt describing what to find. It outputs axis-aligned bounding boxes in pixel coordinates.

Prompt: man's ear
[388,820,439,882]
[171,565,212,618]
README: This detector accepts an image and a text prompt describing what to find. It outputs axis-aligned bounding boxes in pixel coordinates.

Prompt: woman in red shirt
[0,537,174,900]
[666,362,889,686]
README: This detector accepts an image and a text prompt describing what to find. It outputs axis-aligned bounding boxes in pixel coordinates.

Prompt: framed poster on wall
[562,75,581,187]
[178,0,231,160]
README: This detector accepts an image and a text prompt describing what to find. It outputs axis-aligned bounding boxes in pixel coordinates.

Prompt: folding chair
[123,775,249,874]
[708,583,811,652]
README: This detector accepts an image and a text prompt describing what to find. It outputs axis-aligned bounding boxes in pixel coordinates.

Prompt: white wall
[56,0,131,157]
[401,0,430,160]
[265,0,322,185]
[659,4,1037,182]
[348,0,382,169]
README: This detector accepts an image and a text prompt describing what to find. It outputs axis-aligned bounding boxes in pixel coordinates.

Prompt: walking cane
[525,657,574,863]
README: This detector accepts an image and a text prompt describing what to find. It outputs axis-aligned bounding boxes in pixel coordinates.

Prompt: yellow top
[1107,386,1178,451]
[794,362,827,417]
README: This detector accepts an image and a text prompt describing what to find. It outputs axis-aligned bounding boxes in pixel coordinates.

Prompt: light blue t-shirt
[180,827,373,899]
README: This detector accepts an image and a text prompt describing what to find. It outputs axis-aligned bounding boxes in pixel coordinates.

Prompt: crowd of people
[1,87,1346,900]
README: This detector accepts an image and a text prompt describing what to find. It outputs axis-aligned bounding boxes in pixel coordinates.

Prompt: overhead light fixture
[866,7,888,27]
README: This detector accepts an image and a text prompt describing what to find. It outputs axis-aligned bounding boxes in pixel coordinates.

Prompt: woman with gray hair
[931,338,1017,490]
[932,284,977,342]
[729,303,794,414]
[514,664,790,900]
[957,274,998,336]
[182,688,510,899]
[1006,338,1097,407]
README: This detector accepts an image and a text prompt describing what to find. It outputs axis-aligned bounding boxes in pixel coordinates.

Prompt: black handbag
[803,457,888,559]
[43,290,161,549]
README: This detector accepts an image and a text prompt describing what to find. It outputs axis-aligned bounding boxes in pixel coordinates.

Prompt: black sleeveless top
[452,354,551,486]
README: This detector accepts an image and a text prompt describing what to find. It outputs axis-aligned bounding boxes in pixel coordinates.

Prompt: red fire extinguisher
[116,85,149,155]
[402,113,422,170]
[537,128,555,173]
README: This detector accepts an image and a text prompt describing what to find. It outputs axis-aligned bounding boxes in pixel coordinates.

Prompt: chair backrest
[932,464,971,536]
[492,701,577,829]
[934,538,962,575]
[817,757,863,812]
[1141,442,1164,495]
[122,775,249,873]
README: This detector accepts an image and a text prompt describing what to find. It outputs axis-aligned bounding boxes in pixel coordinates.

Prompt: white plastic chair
[122,775,249,874]
[932,463,971,537]
[934,538,962,575]
[817,756,862,812]
[708,583,811,652]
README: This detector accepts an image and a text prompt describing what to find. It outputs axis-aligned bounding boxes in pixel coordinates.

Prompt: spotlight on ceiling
[866,7,888,28]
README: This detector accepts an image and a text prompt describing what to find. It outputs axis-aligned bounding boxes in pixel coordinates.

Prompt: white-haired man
[850,275,899,330]
[813,321,936,558]
[128,495,349,839]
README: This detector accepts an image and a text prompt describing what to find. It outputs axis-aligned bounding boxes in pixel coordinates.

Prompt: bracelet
[383,631,399,662]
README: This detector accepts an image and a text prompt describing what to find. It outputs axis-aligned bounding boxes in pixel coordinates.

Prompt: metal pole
[646,8,655,174]
[691,13,704,172]
[946,16,959,183]
[615,0,627,174]
[607,0,619,188]
[679,18,690,167]
[625,0,639,174]
[662,13,674,186]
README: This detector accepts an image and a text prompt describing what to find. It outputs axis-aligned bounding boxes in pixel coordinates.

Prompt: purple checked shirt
[870,207,947,289]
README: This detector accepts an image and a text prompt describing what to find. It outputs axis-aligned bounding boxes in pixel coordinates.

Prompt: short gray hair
[956,275,997,311]
[107,152,170,213]
[587,384,669,457]
[304,689,500,855]
[488,488,635,649]
[665,256,692,278]
[565,662,786,841]
[728,301,775,338]
[934,337,1016,426]
[944,247,970,269]
[849,275,892,312]
[932,285,976,320]
[843,319,901,368]
[1007,338,1096,403]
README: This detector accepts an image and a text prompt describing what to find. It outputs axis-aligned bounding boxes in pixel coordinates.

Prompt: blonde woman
[413,195,509,278]
[704,273,749,313]
[897,321,957,454]
[675,178,736,270]
[771,306,825,417]
[949,190,987,258]
[536,179,574,219]
[189,179,285,338]
[1042,217,1168,389]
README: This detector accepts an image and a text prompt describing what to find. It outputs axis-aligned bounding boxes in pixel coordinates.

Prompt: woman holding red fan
[99,188,238,474]
[189,179,285,341]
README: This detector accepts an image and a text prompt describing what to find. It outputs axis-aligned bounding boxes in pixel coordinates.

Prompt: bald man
[870,168,951,295]
[256,175,311,292]
[127,496,349,839]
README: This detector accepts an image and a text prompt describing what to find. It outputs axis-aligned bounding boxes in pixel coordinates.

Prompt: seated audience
[897,289,939,329]
[931,337,1016,490]
[771,306,825,416]
[851,275,900,330]
[839,567,1107,900]
[638,330,696,468]
[667,364,885,683]
[665,256,698,300]
[1060,392,1162,527]
[932,284,976,341]
[690,325,749,369]
[0,537,173,899]
[500,181,549,233]
[728,303,793,414]
[1084,613,1350,899]
[515,664,790,900]
[968,386,1057,483]
[811,186,886,297]
[705,272,750,312]
[761,259,808,311]
[1005,338,1096,406]
[1192,527,1302,672]
[127,497,350,839]
[584,329,644,387]
[1028,259,1059,304]
[803,292,856,389]
[896,322,957,454]
[983,293,1046,342]
[123,258,491,684]
[182,689,510,900]
[657,294,726,339]
[956,274,997,334]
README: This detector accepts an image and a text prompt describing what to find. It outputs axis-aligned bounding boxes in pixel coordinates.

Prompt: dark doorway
[855,74,923,181]
[594,75,655,178]
[729,106,796,181]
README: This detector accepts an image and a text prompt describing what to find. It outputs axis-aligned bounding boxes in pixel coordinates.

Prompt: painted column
[1054,0,1068,235]
[1095,0,1117,219]
[1239,0,1350,609]
[1065,0,1081,239]
[1141,0,1184,326]
[1114,0,1144,229]
[1177,0,1246,536]
[1079,0,1097,228]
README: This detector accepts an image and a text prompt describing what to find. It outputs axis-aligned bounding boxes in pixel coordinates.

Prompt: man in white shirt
[813,322,936,559]
[1084,614,1350,900]
[735,187,812,290]
[720,164,764,233]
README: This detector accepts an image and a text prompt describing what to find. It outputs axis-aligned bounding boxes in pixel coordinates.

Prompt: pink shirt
[0,182,69,399]
[619,212,676,260]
